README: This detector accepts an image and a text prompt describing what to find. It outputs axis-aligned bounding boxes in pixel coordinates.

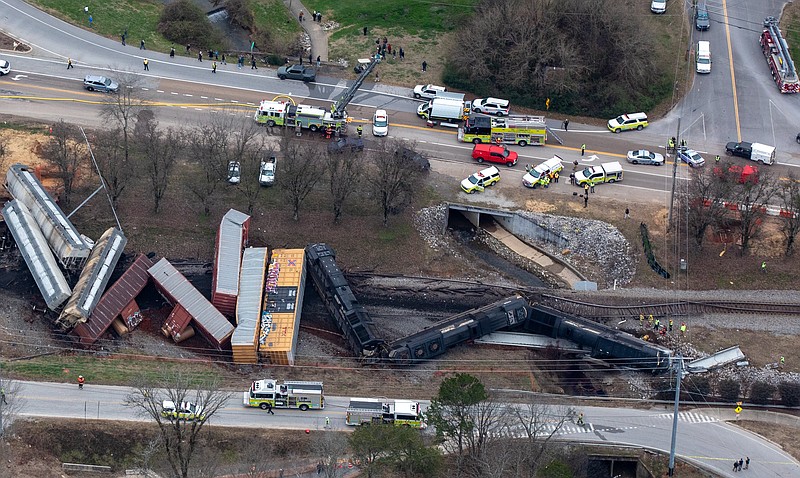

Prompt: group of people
[732,457,750,471]
[639,314,687,339]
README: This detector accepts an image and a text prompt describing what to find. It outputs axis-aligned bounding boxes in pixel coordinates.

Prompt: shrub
[685,376,711,400]
[717,379,740,402]
[749,381,776,405]
[157,0,226,51]
[778,381,800,407]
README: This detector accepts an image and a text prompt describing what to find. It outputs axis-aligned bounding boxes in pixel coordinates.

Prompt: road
[13,380,800,477]
[657,0,800,160]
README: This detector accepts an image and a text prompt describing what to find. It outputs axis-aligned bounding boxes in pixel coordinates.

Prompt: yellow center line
[723,0,742,141]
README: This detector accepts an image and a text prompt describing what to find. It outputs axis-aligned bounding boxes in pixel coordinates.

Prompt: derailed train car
[524,304,673,373]
[305,243,385,357]
[384,296,531,363]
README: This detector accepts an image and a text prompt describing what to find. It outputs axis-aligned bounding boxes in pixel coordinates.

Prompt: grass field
[783,1,800,64]
[303,0,476,40]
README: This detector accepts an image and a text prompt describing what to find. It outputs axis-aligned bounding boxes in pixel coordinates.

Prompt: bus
[458,115,547,147]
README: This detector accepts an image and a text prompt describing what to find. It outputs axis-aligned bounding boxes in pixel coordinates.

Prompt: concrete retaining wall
[495,214,569,250]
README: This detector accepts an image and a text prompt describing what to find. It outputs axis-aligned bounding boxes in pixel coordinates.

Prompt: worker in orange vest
[78,375,85,389]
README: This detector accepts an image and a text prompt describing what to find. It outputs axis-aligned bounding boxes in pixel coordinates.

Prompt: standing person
[67,58,73,69]
[251,57,257,69]
[554,171,559,183]
[316,55,321,67]
[143,58,149,71]
[680,322,687,335]
[266,403,274,415]
[590,182,595,193]
[399,47,404,60]
[761,261,767,273]
[309,53,313,65]
[363,26,368,36]
[639,314,644,327]
[325,416,331,428]
[238,55,244,69]
[780,355,785,367]
[221,53,226,64]
[583,182,589,196]
[140,39,145,50]
[654,318,660,331]
[744,457,750,469]
[563,118,569,131]
[77,375,85,389]
[212,61,217,73]
[356,125,363,137]
[186,43,191,53]
[0,387,6,405]
[421,60,427,72]
[198,51,203,62]
[121,33,126,46]
[298,10,304,22]
[88,15,92,27]
[170,46,175,58]
[624,207,630,219]
[581,143,586,156]
[668,319,673,332]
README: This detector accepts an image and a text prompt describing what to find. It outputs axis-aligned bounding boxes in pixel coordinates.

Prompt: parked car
[472,97,510,116]
[259,155,276,186]
[161,400,205,421]
[83,75,119,93]
[228,161,241,184]
[327,137,364,154]
[397,146,430,172]
[461,166,500,193]
[412,84,446,100]
[607,112,648,133]
[626,150,664,166]
[372,109,389,136]
[471,143,518,167]
[650,0,666,13]
[677,148,706,167]
[277,64,316,82]
[0,59,10,76]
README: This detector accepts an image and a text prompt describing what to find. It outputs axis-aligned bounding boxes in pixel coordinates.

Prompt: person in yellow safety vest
[554,171,559,183]
[648,314,654,326]
[640,314,644,326]
[357,125,363,137]
[668,137,675,151]
[576,412,584,426]
[653,318,660,331]
[680,322,687,335]
[715,155,720,163]
[668,319,673,332]
[780,356,785,367]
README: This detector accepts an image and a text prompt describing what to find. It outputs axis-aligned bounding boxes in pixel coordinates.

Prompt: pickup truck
[725,141,775,165]
[575,161,623,186]
[277,64,316,82]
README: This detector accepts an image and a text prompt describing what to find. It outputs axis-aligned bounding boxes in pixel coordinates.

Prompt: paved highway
[12,380,800,477]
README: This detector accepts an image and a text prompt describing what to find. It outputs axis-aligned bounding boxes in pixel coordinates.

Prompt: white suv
[472,98,510,116]
[413,84,446,100]
[650,0,666,14]
[0,59,10,76]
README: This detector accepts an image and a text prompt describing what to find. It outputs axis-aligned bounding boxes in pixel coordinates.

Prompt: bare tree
[0,378,24,478]
[684,167,732,247]
[778,172,800,256]
[39,119,84,205]
[510,402,572,476]
[135,112,183,212]
[731,170,776,255]
[125,371,231,478]
[312,430,349,478]
[326,150,362,223]
[226,117,266,215]
[92,128,128,207]
[279,136,322,221]
[100,73,146,175]
[365,140,423,226]
[186,114,231,215]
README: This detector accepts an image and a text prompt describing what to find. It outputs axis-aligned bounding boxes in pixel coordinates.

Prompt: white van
[696,41,711,74]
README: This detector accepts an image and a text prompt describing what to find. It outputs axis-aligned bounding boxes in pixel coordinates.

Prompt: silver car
[83,75,119,93]
[626,150,664,166]
[677,148,706,168]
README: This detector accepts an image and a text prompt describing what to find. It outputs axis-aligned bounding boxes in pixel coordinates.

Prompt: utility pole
[667,119,681,231]
[668,355,684,476]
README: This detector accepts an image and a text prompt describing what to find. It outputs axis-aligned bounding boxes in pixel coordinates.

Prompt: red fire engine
[760,17,799,93]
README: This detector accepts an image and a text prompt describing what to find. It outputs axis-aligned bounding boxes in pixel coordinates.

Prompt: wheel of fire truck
[299,404,309,411]
[266,120,276,127]
[309,125,319,132]
[472,138,482,144]
[518,140,528,147]
[259,403,269,410]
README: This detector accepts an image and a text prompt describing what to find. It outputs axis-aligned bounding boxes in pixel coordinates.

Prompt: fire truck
[254,101,347,132]
[243,379,324,411]
[760,17,799,93]
[458,115,547,147]
[345,398,426,429]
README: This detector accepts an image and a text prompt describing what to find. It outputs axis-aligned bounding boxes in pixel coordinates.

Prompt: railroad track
[346,271,800,317]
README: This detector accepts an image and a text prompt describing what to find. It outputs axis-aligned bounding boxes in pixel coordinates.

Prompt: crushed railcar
[5,163,91,269]
[148,258,234,349]
[211,209,250,317]
[231,247,268,364]
[71,253,155,345]
[2,199,71,310]
[305,243,385,358]
[57,227,127,331]
[524,304,673,373]
[384,296,530,363]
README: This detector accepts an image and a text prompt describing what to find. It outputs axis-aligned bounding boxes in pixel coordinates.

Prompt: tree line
[682,166,800,256]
